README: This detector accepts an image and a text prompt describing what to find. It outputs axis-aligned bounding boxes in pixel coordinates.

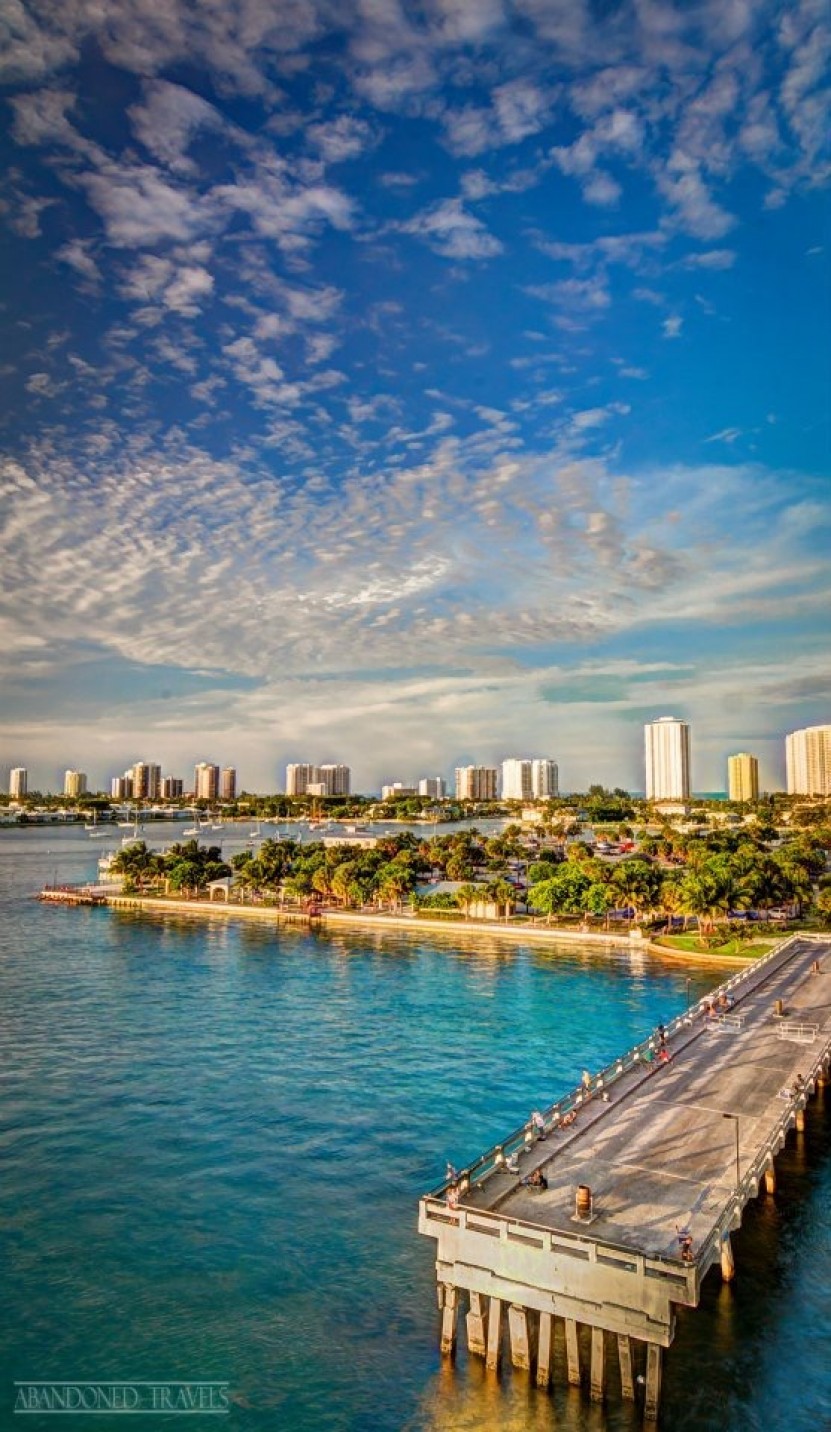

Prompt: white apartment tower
[501,758,559,800]
[455,766,498,801]
[644,717,691,801]
[786,725,831,796]
[418,776,446,799]
[220,767,237,802]
[9,767,27,799]
[130,762,161,801]
[727,753,759,803]
[64,770,88,797]
[286,763,351,797]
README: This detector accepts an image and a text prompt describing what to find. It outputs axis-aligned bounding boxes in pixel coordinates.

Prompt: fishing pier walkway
[418,935,831,1420]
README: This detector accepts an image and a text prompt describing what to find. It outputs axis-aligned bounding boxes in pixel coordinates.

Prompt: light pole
[685,977,692,1010]
[722,1112,740,1193]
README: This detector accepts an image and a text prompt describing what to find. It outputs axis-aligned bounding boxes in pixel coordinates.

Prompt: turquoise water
[2,828,830,1431]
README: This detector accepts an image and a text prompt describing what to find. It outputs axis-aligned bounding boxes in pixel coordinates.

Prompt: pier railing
[430,934,823,1200]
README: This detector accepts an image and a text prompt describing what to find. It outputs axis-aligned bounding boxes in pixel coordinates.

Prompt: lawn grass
[652,932,778,959]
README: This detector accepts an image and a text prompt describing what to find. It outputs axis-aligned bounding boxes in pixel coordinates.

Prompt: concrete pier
[419,936,831,1418]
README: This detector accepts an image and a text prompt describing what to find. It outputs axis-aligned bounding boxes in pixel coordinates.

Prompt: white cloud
[398,197,503,259]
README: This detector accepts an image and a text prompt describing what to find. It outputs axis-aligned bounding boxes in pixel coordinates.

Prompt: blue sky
[0,0,829,794]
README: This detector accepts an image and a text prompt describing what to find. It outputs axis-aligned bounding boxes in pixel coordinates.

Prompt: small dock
[419,935,831,1420]
[38,884,109,906]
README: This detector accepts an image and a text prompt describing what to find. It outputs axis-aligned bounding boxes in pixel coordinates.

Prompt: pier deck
[419,936,831,1416]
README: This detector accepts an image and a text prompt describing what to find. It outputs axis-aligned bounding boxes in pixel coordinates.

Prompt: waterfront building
[418,776,446,799]
[501,759,533,801]
[455,766,498,801]
[111,775,131,800]
[727,752,759,803]
[9,767,27,799]
[130,762,161,801]
[63,769,87,798]
[286,763,317,796]
[531,758,559,798]
[644,717,691,801]
[501,758,559,800]
[194,762,220,802]
[161,776,184,800]
[220,767,236,802]
[786,724,831,796]
[381,783,418,800]
[319,764,350,796]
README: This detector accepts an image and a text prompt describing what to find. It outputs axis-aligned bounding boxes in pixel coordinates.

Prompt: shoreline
[103,894,757,964]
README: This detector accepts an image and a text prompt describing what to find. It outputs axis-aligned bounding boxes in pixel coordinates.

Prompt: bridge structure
[418,935,831,1422]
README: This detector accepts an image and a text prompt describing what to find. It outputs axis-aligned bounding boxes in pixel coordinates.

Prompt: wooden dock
[38,884,109,906]
[419,934,831,1420]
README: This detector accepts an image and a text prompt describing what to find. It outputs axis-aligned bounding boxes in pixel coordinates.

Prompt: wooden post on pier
[617,1334,635,1399]
[536,1312,552,1386]
[590,1326,605,1402]
[466,1292,487,1357]
[644,1344,663,1422]
[720,1233,736,1282]
[440,1285,458,1354]
[508,1305,531,1370]
[564,1318,581,1386]
[796,1108,806,1132]
[485,1297,502,1370]
[764,1161,777,1194]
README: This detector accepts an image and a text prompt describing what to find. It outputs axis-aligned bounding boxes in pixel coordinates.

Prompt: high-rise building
[786,725,831,796]
[63,769,88,797]
[644,717,691,801]
[286,763,317,796]
[418,776,446,799]
[502,759,533,801]
[130,762,161,801]
[161,777,184,800]
[727,753,759,802]
[455,766,498,801]
[319,764,350,796]
[501,758,559,800]
[220,767,236,802]
[194,762,220,801]
[111,775,132,800]
[381,783,417,800]
[286,763,351,796]
[531,758,559,798]
[9,767,27,799]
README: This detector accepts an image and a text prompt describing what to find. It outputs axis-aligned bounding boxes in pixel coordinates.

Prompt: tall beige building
[644,717,691,801]
[786,725,831,796]
[727,753,759,802]
[220,767,237,802]
[194,762,220,801]
[9,767,27,799]
[64,769,88,797]
[130,762,161,800]
[455,765,498,801]
[286,763,351,796]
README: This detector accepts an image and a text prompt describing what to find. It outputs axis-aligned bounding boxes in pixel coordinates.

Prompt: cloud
[306,115,377,163]
[398,197,503,259]
[662,314,683,338]
[128,80,224,173]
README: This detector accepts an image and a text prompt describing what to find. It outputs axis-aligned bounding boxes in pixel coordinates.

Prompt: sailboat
[86,810,107,838]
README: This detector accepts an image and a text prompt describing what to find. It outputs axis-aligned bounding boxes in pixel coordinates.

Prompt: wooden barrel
[576,1185,592,1219]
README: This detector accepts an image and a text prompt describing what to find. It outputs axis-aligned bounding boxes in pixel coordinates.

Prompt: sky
[0,0,829,796]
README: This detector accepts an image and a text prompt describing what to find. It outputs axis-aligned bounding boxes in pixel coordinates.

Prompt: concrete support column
[466,1292,487,1358]
[508,1305,531,1371]
[764,1162,777,1194]
[536,1312,552,1387]
[590,1326,605,1403]
[617,1334,635,1400]
[796,1108,806,1132]
[565,1318,581,1387]
[440,1285,458,1355]
[817,1071,827,1089]
[644,1344,663,1422]
[721,1233,736,1282]
[485,1297,502,1370]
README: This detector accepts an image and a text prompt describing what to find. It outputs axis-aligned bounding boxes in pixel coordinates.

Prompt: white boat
[182,825,200,837]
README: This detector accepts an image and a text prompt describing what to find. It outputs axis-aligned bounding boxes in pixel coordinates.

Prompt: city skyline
[0,3,829,790]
